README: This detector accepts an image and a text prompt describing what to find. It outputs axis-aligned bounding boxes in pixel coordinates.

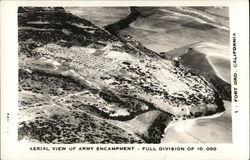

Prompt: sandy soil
[126,110,162,135]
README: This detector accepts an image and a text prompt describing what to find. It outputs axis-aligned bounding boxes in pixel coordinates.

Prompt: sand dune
[182,42,230,84]
[207,56,230,84]
[163,41,230,84]
[193,42,229,58]
[127,110,162,135]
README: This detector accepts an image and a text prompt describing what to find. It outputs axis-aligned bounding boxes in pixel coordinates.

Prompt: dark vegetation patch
[18,7,119,56]
[104,7,142,35]
[98,90,156,121]
[18,113,144,144]
[19,69,86,96]
[145,112,173,143]
[18,7,227,144]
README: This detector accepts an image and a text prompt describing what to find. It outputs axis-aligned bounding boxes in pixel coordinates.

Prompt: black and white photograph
[17,6,232,144]
[1,0,249,159]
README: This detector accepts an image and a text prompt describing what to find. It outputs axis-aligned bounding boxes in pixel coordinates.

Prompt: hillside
[18,7,225,144]
[103,7,231,101]
[115,7,229,53]
[162,42,231,100]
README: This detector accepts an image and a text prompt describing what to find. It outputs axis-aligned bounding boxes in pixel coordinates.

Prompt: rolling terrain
[100,7,231,100]
[117,7,229,53]
[67,7,231,100]
[18,7,227,144]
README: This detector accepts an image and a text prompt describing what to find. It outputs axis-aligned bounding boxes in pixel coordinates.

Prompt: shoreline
[161,110,225,143]
[18,7,231,144]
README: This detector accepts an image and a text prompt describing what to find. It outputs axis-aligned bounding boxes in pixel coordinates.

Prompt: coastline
[161,101,231,143]
[18,7,231,144]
